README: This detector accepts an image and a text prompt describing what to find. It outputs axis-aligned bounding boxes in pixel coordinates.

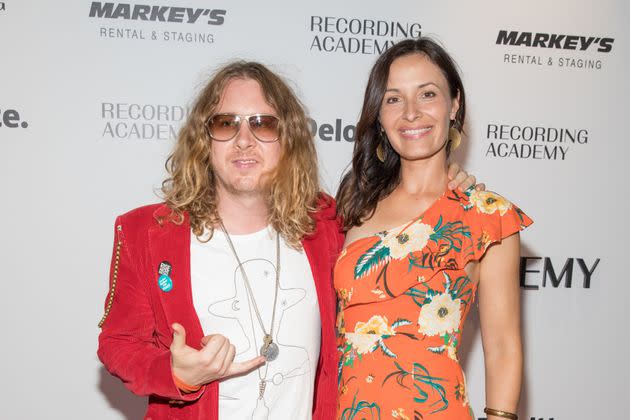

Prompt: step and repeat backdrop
[1,0,628,419]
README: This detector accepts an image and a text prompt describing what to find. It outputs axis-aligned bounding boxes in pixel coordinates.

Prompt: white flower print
[418,293,462,337]
[382,222,434,259]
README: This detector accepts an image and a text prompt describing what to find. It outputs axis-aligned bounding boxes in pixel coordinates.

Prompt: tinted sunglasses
[205,113,280,143]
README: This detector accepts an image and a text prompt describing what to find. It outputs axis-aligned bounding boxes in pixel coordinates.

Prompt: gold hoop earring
[448,125,461,151]
[376,143,385,163]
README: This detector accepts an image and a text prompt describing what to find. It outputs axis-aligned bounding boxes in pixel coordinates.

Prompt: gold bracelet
[484,407,518,420]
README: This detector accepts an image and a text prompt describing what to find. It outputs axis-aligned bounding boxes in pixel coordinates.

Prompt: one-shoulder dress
[334,189,532,420]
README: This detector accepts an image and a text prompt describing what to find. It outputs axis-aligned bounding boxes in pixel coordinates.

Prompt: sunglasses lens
[208,115,239,141]
[249,115,279,142]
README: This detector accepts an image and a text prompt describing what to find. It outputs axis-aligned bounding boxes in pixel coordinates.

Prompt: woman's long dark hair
[336,37,466,231]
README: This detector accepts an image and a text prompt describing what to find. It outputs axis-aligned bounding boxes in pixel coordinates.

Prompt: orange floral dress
[334,189,532,420]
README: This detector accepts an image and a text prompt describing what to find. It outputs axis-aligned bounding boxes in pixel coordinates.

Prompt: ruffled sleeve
[463,190,533,263]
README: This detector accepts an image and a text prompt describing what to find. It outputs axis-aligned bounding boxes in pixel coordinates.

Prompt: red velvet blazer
[97,200,343,419]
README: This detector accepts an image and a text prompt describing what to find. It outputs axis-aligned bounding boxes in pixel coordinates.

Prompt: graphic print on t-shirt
[191,227,320,419]
[208,258,311,407]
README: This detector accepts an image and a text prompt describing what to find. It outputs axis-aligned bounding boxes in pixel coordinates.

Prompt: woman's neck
[397,155,449,196]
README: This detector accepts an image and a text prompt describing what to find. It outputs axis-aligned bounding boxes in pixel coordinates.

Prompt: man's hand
[447,162,486,191]
[170,323,265,387]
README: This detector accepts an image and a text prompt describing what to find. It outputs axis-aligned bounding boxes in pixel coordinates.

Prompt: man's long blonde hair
[161,61,321,248]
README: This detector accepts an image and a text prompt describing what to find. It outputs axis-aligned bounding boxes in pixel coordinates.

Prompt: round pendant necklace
[219,220,280,363]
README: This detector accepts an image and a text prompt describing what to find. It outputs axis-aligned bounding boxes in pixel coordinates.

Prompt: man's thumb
[171,323,186,349]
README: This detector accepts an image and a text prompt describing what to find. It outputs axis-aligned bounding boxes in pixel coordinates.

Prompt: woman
[335,38,531,420]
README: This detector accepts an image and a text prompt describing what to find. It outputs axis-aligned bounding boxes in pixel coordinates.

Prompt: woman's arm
[478,233,523,419]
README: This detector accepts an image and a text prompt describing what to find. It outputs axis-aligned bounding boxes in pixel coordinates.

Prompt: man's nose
[234,118,256,149]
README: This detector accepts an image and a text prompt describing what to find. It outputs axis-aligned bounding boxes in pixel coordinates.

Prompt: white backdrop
[1,0,628,419]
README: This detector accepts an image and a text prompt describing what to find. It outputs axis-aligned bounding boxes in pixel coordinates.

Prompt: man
[97,61,477,419]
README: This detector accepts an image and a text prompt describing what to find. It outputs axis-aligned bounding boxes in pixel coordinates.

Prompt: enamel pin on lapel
[157,261,173,292]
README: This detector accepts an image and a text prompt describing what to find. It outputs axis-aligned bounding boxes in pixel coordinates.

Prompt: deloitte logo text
[0,108,28,129]
[89,2,226,25]
[308,118,355,142]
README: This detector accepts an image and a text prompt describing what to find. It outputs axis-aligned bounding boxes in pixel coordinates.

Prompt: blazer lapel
[148,205,204,349]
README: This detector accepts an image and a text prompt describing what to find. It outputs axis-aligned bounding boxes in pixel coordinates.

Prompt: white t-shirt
[190,227,321,420]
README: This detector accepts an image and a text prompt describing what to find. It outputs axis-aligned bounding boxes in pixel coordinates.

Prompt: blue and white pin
[157,261,173,292]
